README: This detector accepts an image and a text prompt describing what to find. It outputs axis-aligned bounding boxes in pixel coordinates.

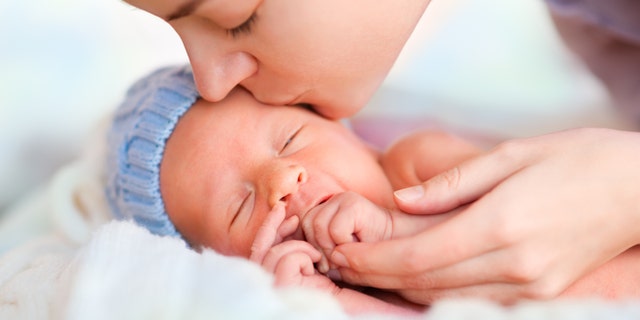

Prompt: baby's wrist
[388,209,419,239]
[389,208,451,239]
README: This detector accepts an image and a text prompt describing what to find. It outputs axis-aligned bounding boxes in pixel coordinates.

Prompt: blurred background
[1,0,187,215]
[0,0,633,216]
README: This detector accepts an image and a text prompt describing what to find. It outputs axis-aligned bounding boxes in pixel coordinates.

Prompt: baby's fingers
[262,240,321,274]
[301,199,342,273]
[273,252,319,287]
[250,203,286,264]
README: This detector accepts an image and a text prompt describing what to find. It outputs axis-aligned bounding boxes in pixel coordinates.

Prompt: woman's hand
[330,128,640,304]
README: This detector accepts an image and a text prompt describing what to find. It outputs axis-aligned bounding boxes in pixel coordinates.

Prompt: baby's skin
[250,202,430,315]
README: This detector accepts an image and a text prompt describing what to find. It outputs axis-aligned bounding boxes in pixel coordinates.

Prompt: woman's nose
[266,164,308,208]
[191,51,258,102]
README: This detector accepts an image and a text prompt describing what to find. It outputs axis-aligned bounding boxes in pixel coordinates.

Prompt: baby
[105,65,640,314]
[104,65,477,315]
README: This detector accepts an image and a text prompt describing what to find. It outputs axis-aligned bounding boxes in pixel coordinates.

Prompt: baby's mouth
[316,194,333,206]
[283,194,334,243]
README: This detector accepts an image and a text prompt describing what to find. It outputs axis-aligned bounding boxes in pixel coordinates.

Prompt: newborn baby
[104,65,478,315]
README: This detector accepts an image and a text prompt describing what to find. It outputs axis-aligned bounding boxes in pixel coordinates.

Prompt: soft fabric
[105,65,199,238]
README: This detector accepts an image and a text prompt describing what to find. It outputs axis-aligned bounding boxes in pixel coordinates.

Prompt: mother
[122,0,640,304]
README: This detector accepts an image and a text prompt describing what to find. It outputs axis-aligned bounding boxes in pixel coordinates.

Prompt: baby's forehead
[165,95,262,156]
[164,92,328,172]
[185,88,320,120]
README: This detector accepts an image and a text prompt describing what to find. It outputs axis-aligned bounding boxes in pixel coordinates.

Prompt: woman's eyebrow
[167,0,206,21]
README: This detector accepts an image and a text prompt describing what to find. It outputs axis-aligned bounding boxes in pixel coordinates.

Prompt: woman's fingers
[330,206,499,277]
[333,267,539,305]
[334,244,570,297]
[398,282,532,305]
[394,141,527,215]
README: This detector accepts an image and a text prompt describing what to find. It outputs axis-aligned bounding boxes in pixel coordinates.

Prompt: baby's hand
[262,239,339,292]
[301,191,393,274]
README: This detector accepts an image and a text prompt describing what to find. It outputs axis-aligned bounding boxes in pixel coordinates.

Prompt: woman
[120,0,640,304]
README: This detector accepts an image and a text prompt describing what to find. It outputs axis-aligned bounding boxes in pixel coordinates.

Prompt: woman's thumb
[393,184,434,214]
[394,167,468,214]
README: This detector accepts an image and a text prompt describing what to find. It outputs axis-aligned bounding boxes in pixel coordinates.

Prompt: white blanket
[2,119,640,320]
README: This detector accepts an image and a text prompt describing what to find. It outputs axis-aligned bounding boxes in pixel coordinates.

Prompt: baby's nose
[266,164,308,208]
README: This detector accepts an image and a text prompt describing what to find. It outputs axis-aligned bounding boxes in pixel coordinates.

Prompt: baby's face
[160,88,394,257]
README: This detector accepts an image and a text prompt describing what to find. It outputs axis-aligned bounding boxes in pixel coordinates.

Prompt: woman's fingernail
[331,251,349,268]
[394,186,424,202]
[326,269,342,282]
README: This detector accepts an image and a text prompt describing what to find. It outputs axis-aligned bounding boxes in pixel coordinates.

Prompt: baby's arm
[261,240,420,316]
[561,245,640,299]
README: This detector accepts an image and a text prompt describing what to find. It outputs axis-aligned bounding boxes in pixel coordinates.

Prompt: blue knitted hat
[105,65,200,238]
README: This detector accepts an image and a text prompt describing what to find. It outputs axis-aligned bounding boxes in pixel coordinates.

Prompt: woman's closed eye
[227,13,257,38]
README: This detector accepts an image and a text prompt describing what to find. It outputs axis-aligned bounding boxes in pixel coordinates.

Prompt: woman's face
[123,0,429,119]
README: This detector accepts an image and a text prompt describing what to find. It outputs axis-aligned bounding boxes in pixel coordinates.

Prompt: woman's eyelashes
[227,13,257,38]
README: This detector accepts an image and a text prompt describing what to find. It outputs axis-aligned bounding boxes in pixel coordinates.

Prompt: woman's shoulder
[545,0,640,43]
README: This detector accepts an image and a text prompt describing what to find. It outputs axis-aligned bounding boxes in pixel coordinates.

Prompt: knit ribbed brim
[105,65,200,237]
